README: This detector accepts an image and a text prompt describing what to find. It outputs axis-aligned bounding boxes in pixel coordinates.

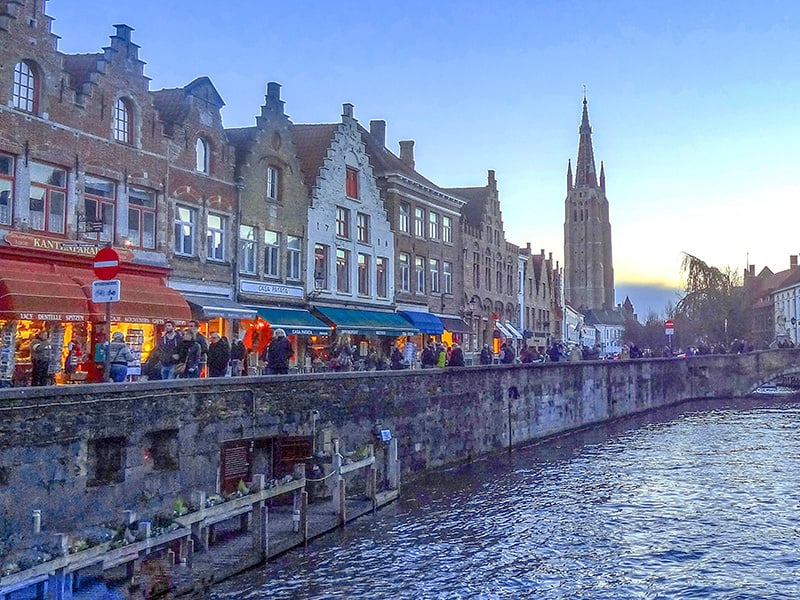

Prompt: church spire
[599,160,605,192]
[567,158,573,191]
[575,95,598,188]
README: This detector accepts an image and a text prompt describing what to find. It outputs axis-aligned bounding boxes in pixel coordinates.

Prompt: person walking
[266,328,293,375]
[207,332,231,377]
[420,343,436,369]
[230,335,248,376]
[390,344,405,370]
[479,344,493,366]
[108,331,134,383]
[178,329,202,378]
[30,330,52,386]
[156,320,181,379]
[188,320,208,376]
[436,343,448,368]
[448,343,465,367]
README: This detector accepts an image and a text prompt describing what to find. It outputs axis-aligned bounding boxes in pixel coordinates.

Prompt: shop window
[84,175,115,243]
[88,436,126,486]
[442,215,453,243]
[345,166,359,199]
[29,161,66,235]
[414,208,424,238]
[443,261,453,294]
[239,225,257,274]
[356,212,369,243]
[0,154,13,226]
[128,187,156,249]
[113,97,133,144]
[357,253,370,296]
[336,206,350,239]
[429,212,439,240]
[314,243,329,290]
[430,258,440,293]
[264,230,280,277]
[195,138,209,173]
[206,213,226,261]
[287,235,302,280]
[336,248,350,293]
[12,61,39,114]
[145,429,179,471]
[266,166,279,201]
[399,252,410,293]
[376,256,388,298]
[399,202,410,233]
[174,205,195,256]
[415,256,425,294]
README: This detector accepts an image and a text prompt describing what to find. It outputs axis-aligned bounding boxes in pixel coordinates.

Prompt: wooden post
[301,490,309,545]
[260,505,269,559]
[370,464,378,512]
[332,440,342,516]
[387,437,399,490]
[340,479,347,526]
[186,538,194,569]
[47,568,71,600]
[292,490,302,534]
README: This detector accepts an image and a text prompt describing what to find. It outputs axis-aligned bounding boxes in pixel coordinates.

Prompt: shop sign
[18,312,85,322]
[239,279,303,298]
[4,231,135,261]
[286,328,315,335]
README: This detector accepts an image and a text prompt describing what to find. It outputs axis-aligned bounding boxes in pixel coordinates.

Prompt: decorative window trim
[12,61,39,114]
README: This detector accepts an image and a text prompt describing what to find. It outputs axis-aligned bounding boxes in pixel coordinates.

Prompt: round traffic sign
[665,319,674,329]
[93,246,120,280]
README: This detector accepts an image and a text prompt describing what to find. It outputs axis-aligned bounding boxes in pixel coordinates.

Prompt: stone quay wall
[0,350,795,533]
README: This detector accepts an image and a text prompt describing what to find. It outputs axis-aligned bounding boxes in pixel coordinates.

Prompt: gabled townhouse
[226,82,330,364]
[359,121,470,352]
[520,245,558,352]
[0,4,194,383]
[444,171,520,361]
[152,77,243,338]
[291,104,416,362]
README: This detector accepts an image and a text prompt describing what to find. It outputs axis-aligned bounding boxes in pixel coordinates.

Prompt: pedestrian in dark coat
[420,343,436,369]
[267,328,293,375]
[178,329,202,378]
[448,343,465,367]
[207,332,231,377]
[30,330,52,386]
[479,344,493,365]
[390,345,405,370]
[230,337,248,376]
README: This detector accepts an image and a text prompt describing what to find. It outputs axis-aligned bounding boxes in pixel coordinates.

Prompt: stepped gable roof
[290,123,339,189]
[774,267,800,292]
[442,185,487,227]
[584,308,626,326]
[62,53,103,91]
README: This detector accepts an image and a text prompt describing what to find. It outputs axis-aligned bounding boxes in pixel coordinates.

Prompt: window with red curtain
[345,166,359,199]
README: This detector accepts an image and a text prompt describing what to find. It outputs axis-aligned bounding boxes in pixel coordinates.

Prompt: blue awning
[251,306,332,335]
[314,306,418,336]
[398,310,443,335]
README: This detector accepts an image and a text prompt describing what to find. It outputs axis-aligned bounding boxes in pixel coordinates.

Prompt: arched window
[195,138,209,173]
[113,98,132,143]
[12,61,39,114]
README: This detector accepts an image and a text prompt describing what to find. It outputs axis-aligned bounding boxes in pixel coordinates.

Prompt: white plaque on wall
[239,279,304,298]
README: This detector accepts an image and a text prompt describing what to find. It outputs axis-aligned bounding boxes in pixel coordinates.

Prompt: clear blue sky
[46,1,800,314]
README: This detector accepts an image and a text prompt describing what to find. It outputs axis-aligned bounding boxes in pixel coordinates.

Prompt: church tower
[563,96,615,311]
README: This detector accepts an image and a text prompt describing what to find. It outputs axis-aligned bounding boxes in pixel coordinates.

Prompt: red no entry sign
[93,246,120,280]
[665,319,674,329]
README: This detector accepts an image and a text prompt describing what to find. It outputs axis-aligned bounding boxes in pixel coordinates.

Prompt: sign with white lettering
[239,279,304,298]
[92,279,121,303]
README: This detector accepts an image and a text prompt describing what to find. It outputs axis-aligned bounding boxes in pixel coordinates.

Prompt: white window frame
[206,213,226,262]
[399,203,410,233]
[239,225,257,274]
[443,261,453,294]
[415,256,426,294]
[358,253,370,296]
[399,253,410,293]
[174,205,196,256]
[264,230,280,278]
[430,258,440,293]
[442,215,453,243]
[195,138,209,173]
[287,235,302,280]
[267,166,279,200]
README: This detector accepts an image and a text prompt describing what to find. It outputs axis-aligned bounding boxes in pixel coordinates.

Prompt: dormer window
[195,138,209,173]
[113,98,133,144]
[12,61,39,114]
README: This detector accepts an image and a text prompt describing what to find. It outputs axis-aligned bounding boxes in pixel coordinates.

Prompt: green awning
[251,306,332,335]
[314,306,419,336]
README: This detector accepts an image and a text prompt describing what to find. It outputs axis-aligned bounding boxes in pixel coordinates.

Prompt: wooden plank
[340,455,375,475]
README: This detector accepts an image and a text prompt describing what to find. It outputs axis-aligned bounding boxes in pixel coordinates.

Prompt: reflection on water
[210,397,800,599]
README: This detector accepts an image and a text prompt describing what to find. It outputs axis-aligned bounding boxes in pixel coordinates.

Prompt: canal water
[209,397,800,599]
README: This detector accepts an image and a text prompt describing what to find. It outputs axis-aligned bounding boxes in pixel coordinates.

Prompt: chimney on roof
[370,120,386,148]
[526,242,531,251]
[749,264,755,276]
[342,103,354,119]
[488,170,496,189]
[399,140,415,169]
[114,24,133,42]
[792,255,798,269]
[541,249,545,255]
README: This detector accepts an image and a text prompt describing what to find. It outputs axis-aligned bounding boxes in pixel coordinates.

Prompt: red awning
[74,272,191,325]
[0,260,90,321]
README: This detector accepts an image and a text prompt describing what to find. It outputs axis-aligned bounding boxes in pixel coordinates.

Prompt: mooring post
[387,437,399,490]
[332,439,343,516]
[301,490,309,544]
[260,505,269,559]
